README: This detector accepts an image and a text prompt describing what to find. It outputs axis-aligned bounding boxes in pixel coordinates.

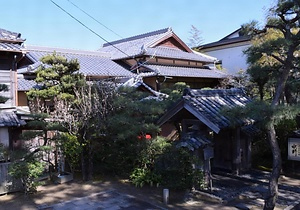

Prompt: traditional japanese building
[99,27,227,90]
[158,88,255,173]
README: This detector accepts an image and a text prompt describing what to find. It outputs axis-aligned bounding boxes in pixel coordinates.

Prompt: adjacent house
[0,28,26,194]
[199,28,251,76]
[158,88,255,173]
[0,28,26,151]
[17,45,134,109]
[0,28,26,109]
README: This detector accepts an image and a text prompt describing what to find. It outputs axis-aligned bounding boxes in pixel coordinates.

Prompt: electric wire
[49,0,130,57]
[50,0,157,74]
[67,0,123,39]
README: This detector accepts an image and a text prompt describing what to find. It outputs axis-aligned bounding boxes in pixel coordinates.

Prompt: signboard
[288,138,300,161]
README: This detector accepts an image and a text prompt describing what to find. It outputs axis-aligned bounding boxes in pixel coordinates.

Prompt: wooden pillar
[246,136,252,169]
[232,128,241,175]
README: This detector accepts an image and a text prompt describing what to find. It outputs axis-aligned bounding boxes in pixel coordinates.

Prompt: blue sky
[1,0,275,51]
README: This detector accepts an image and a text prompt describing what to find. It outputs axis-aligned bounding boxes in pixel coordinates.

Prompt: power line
[67,0,123,39]
[49,0,129,57]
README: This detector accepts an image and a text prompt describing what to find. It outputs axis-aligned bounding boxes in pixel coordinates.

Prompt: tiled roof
[0,42,25,52]
[200,36,250,49]
[177,131,212,151]
[183,88,252,132]
[158,88,253,134]
[99,28,172,59]
[0,112,26,127]
[18,78,39,91]
[99,28,213,63]
[145,47,215,63]
[143,64,227,79]
[0,28,24,43]
[19,46,134,78]
[121,76,168,98]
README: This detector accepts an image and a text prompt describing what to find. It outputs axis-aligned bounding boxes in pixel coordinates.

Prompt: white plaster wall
[0,128,9,147]
[203,44,251,75]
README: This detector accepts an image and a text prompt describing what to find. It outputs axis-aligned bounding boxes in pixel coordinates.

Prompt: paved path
[203,170,300,209]
[37,190,166,210]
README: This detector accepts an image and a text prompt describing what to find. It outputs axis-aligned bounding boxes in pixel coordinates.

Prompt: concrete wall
[0,128,9,147]
[201,43,251,76]
[0,162,23,194]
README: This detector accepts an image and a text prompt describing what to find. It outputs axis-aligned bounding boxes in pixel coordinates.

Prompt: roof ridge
[26,45,110,57]
[103,27,171,47]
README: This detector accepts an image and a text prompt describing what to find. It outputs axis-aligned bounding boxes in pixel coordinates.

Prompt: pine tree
[243,1,300,209]
[27,52,84,112]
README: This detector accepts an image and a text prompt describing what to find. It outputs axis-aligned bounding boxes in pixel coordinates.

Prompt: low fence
[0,162,23,195]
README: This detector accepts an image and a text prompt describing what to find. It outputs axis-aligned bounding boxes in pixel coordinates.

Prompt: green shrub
[155,146,195,190]
[9,156,45,194]
[130,168,161,187]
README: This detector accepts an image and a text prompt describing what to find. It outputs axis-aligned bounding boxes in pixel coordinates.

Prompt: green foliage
[26,52,85,111]
[130,168,162,187]
[0,144,10,162]
[107,87,164,142]
[129,137,170,187]
[59,133,82,173]
[161,82,190,108]
[154,146,195,189]
[9,154,45,194]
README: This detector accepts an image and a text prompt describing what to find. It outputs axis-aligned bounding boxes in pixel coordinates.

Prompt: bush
[9,155,45,194]
[155,146,196,190]
[130,168,161,187]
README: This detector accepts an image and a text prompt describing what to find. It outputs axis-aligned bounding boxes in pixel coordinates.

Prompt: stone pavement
[186,170,300,210]
[37,190,166,210]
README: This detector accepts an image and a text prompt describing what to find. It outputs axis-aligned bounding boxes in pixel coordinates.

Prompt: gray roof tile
[144,64,227,79]
[183,88,252,131]
[0,28,24,43]
[158,88,253,134]
[99,28,214,63]
[19,46,134,78]
[18,78,39,91]
[0,42,24,52]
[145,47,215,63]
[0,112,26,127]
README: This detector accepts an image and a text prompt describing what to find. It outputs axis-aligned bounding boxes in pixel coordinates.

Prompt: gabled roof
[200,28,250,50]
[18,46,134,78]
[142,64,226,79]
[158,88,252,133]
[99,28,214,63]
[0,112,26,127]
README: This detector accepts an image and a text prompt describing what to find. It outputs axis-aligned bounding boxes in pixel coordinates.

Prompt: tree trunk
[263,67,289,209]
[81,147,87,181]
[264,122,282,210]
[87,140,93,181]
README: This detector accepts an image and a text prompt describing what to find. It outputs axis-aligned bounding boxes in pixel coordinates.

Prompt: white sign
[288,138,300,161]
